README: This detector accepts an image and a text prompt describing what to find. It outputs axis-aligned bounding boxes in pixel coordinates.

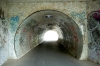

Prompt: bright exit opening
[43,30,59,41]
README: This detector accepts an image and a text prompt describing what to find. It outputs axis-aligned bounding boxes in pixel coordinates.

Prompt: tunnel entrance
[14,10,83,59]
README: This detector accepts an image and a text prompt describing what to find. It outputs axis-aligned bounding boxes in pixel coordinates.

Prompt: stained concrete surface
[2,42,100,66]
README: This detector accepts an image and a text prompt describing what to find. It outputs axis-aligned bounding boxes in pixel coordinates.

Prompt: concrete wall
[87,1,100,14]
[5,1,88,60]
[87,1,100,64]
[0,2,9,66]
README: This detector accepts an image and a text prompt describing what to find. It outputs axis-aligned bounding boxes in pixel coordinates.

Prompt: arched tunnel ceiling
[15,10,83,59]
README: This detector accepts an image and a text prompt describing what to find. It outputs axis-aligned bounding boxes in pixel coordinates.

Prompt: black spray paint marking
[0,9,5,20]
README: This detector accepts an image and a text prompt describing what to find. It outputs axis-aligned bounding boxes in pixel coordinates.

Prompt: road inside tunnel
[2,42,100,66]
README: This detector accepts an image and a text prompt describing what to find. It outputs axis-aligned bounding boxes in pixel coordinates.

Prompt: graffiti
[73,12,85,19]
[10,16,19,22]
[93,10,100,22]
[0,29,7,48]
[88,42,100,62]
[0,8,8,48]
[88,42,94,49]
[96,49,100,61]
[19,37,24,50]
[92,28,100,43]
[10,15,19,32]
[10,12,23,32]
[0,9,5,19]
[70,12,86,23]
[88,11,100,42]
[20,37,24,44]
[88,11,100,64]
[88,11,100,30]
[69,25,78,43]
[71,12,86,20]
[0,8,9,66]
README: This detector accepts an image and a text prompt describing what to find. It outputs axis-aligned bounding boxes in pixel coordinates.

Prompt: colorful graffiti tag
[10,16,19,32]
[88,10,100,64]
[70,12,86,25]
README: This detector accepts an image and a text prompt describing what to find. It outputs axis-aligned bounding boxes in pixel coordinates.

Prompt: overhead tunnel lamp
[43,30,59,41]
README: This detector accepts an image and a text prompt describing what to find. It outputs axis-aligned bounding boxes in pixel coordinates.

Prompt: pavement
[2,42,100,66]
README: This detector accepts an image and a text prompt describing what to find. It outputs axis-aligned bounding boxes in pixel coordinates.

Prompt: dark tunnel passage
[14,10,83,59]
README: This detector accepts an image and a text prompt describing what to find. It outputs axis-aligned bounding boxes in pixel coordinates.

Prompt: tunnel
[1,0,100,66]
[14,10,83,59]
[2,9,99,66]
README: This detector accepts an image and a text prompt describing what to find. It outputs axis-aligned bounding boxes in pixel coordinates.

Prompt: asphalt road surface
[2,42,100,66]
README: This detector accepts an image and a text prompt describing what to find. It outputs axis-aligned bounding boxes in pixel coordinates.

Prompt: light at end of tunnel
[43,30,58,41]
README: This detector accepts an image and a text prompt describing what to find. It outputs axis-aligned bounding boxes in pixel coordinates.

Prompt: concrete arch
[14,10,83,59]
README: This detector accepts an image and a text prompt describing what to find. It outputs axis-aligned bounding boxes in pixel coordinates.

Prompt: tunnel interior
[14,10,83,59]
